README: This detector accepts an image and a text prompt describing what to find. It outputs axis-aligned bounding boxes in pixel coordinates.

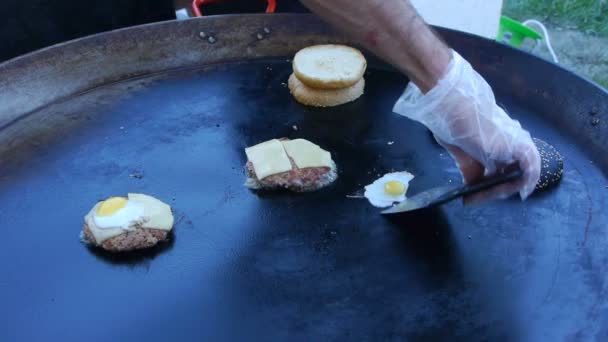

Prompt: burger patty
[82,223,169,252]
[245,157,337,192]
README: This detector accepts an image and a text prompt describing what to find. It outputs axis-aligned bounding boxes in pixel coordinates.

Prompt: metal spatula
[381,169,523,215]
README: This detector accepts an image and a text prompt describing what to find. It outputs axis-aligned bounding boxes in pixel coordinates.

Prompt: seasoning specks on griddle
[129,170,144,179]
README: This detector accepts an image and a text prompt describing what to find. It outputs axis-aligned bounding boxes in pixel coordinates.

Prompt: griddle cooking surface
[1,60,607,341]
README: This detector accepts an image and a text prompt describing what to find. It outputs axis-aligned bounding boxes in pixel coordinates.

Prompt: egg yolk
[97,197,128,216]
[384,181,406,195]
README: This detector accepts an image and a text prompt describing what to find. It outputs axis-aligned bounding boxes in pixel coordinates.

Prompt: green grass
[503,0,608,36]
[592,75,608,89]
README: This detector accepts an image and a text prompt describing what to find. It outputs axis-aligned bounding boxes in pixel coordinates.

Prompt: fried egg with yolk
[364,171,414,208]
[93,196,145,229]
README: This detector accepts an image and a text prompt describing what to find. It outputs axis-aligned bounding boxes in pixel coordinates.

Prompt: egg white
[364,171,414,208]
[93,200,145,229]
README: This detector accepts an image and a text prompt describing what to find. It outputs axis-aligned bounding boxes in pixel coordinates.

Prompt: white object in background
[410,0,503,39]
[175,8,190,20]
[523,19,559,63]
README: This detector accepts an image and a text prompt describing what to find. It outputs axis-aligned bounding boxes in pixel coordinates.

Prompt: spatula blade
[381,185,457,214]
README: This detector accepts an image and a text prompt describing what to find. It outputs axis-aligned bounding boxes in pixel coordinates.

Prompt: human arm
[300,0,450,92]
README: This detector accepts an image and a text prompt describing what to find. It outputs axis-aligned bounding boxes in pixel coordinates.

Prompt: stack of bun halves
[289,44,367,107]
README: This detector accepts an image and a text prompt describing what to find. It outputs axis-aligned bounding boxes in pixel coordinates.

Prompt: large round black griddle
[1,14,607,341]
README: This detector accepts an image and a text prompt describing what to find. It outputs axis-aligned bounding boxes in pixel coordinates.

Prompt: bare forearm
[300,0,451,92]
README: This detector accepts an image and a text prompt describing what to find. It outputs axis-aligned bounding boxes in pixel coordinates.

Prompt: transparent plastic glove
[393,50,541,201]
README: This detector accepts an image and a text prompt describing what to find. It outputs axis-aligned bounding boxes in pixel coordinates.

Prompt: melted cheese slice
[281,139,333,169]
[129,193,174,230]
[245,139,293,179]
[84,193,174,244]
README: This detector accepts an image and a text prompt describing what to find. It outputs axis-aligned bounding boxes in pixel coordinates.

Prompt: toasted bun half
[292,44,367,89]
[288,73,364,107]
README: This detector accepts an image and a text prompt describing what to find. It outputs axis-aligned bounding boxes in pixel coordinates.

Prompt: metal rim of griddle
[0,14,607,173]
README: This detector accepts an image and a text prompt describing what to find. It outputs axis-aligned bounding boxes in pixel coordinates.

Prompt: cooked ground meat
[245,157,337,192]
[82,223,169,252]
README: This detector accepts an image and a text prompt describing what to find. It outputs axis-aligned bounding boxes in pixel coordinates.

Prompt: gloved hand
[393,50,541,202]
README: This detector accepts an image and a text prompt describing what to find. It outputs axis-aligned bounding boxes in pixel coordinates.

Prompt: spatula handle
[432,168,524,206]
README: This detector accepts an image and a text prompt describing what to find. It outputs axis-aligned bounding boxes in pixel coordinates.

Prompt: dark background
[0,0,308,62]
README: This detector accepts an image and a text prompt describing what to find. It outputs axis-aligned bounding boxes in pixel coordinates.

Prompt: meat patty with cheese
[244,138,337,192]
[81,193,174,252]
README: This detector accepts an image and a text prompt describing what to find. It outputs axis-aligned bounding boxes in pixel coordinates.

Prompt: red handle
[192,0,276,17]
